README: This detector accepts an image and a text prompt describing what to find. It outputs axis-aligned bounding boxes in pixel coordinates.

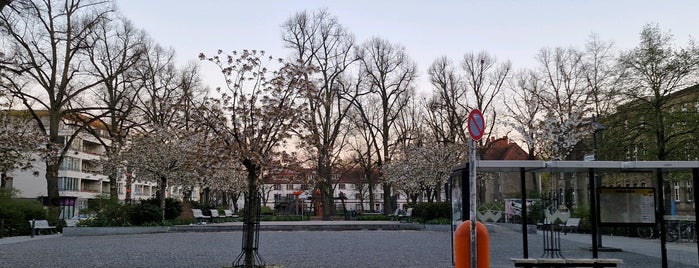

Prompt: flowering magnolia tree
[384,142,465,204]
[110,128,201,221]
[0,110,48,187]
[199,49,314,267]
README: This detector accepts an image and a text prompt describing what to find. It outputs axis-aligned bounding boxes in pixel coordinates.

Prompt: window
[354,193,362,199]
[286,184,294,190]
[687,181,694,202]
[301,184,309,190]
[273,184,281,190]
[60,157,81,171]
[338,183,346,190]
[286,194,294,199]
[673,181,680,202]
[57,177,78,191]
[2,176,12,189]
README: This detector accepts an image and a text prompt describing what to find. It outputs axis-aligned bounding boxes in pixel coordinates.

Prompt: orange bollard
[454,220,489,268]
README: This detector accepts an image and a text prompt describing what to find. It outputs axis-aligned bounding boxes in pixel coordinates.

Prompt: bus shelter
[451,160,699,268]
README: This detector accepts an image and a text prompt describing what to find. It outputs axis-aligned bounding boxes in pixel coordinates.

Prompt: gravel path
[0,224,696,267]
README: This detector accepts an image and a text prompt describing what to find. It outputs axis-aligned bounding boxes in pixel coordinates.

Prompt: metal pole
[469,138,477,268]
[520,167,528,258]
[692,168,699,264]
[588,168,599,258]
[657,168,668,268]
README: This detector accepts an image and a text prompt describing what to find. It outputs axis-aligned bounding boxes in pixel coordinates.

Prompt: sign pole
[466,109,484,268]
[469,137,477,268]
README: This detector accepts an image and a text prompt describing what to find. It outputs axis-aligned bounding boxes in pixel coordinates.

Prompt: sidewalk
[0,233,61,245]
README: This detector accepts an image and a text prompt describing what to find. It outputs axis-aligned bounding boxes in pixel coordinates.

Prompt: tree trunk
[46,162,61,219]
[382,183,392,215]
[159,176,167,222]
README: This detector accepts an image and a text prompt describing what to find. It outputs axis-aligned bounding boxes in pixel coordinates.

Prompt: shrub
[140,197,181,220]
[410,202,450,223]
[128,203,162,225]
[0,189,48,235]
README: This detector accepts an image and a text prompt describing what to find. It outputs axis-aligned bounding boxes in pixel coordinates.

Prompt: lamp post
[591,115,605,248]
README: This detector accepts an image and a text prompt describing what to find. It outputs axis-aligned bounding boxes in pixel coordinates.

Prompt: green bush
[128,203,162,225]
[0,189,48,236]
[410,202,450,223]
[140,197,181,220]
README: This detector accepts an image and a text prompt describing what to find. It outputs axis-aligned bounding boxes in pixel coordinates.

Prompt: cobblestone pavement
[0,223,696,267]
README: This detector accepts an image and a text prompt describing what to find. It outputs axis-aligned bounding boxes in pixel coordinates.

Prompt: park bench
[28,219,56,235]
[191,209,211,224]
[512,258,622,268]
[223,209,238,221]
[398,208,413,223]
[391,208,403,221]
[563,218,581,234]
[210,209,223,223]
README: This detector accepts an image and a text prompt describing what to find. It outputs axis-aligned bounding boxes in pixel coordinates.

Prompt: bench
[223,209,238,221]
[398,208,413,223]
[28,219,57,235]
[191,209,211,224]
[563,218,581,234]
[511,258,622,267]
[210,209,223,223]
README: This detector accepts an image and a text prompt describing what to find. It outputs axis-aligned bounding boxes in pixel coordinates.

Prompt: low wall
[62,226,171,237]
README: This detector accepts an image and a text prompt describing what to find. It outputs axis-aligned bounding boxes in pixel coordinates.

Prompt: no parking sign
[467,109,485,141]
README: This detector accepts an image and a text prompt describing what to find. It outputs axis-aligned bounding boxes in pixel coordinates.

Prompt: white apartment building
[4,112,156,219]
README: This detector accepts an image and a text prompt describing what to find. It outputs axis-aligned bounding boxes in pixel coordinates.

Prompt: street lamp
[592,115,606,160]
[591,115,606,249]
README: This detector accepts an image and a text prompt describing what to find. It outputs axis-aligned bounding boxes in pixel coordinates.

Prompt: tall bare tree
[281,9,364,220]
[462,51,511,145]
[534,47,592,160]
[0,0,115,216]
[356,37,416,214]
[504,70,543,160]
[83,16,146,201]
[425,56,469,144]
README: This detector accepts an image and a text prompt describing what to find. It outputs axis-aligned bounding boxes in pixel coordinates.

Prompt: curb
[61,223,425,236]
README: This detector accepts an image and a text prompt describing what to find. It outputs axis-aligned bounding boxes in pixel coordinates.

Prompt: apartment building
[4,112,156,219]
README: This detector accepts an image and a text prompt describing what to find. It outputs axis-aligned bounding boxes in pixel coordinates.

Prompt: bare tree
[356,37,416,214]
[83,16,146,201]
[199,49,313,267]
[425,56,469,144]
[0,0,115,216]
[534,47,592,160]
[583,34,621,117]
[282,9,364,220]
[504,70,543,160]
[462,51,511,145]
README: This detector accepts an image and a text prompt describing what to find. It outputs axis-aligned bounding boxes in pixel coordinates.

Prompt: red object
[454,220,489,268]
[467,109,485,141]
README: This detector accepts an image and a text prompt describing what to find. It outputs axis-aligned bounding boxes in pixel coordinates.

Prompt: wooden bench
[28,219,57,235]
[511,258,622,267]
[191,209,211,224]
[223,209,238,221]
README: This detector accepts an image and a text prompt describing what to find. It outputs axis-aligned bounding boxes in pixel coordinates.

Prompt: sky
[115,0,699,94]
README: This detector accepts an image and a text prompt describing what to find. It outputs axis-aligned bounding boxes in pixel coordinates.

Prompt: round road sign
[467,109,485,141]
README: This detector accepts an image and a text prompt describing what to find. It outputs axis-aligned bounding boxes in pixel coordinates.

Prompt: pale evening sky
[115,0,698,94]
